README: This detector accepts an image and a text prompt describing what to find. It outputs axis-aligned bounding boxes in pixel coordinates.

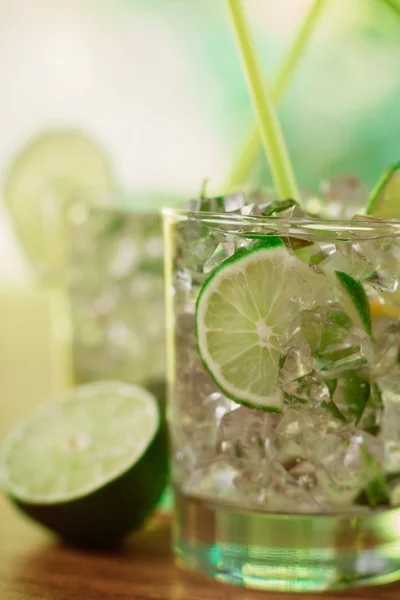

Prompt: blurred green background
[1,0,400,434]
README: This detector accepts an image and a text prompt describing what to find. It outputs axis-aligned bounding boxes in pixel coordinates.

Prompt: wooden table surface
[1,496,400,600]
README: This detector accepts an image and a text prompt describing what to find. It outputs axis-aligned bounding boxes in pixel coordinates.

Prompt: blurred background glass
[67,204,165,388]
[1,0,400,435]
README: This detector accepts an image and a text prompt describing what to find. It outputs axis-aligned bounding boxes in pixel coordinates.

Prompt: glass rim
[162,207,400,239]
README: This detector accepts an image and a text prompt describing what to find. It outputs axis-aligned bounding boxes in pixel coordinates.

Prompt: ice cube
[378,372,400,399]
[234,459,320,512]
[175,268,192,291]
[342,242,372,281]
[378,383,400,473]
[182,457,240,504]
[283,374,330,408]
[217,406,280,465]
[319,306,355,349]
[316,308,373,377]
[288,459,318,490]
[275,407,340,463]
[288,309,324,356]
[172,312,239,483]
[173,268,193,312]
[344,238,400,293]
[283,259,330,310]
[316,427,385,504]
[280,344,315,384]
[316,245,352,277]
[373,319,400,377]
[171,388,238,485]
[289,305,372,379]
[290,240,337,271]
[223,192,247,212]
[358,383,383,435]
[240,203,255,216]
[176,220,223,276]
[261,198,304,218]
[203,239,245,275]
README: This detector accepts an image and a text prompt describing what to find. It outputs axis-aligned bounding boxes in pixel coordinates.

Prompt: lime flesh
[0,381,168,546]
[196,237,327,410]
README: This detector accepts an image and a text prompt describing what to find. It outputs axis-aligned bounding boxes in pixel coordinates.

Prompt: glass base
[173,489,400,592]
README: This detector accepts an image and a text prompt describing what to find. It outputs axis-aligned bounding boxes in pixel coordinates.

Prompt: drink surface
[166,199,400,515]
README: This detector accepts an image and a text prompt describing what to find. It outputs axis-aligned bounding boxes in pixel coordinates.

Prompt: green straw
[225,0,300,201]
[225,0,327,193]
[381,0,400,19]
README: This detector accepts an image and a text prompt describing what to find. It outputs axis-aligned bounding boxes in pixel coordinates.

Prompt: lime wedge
[365,161,400,217]
[195,237,326,411]
[0,381,167,546]
[334,271,372,337]
[3,130,117,281]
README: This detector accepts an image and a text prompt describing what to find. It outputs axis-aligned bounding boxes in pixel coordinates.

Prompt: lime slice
[334,271,372,337]
[196,237,326,411]
[365,161,400,217]
[3,130,117,281]
[0,381,167,546]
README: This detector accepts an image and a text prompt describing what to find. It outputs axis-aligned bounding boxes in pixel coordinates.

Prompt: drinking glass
[164,208,400,592]
[67,204,165,392]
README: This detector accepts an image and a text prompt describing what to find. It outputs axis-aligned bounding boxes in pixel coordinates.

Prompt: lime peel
[0,381,168,545]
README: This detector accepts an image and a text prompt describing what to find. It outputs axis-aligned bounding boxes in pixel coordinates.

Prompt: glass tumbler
[163,208,400,592]
[67,204,165,393]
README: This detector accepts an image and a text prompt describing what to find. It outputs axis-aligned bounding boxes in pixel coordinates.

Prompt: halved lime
[334,271,373,337]
[195,237,327,411]
[0,381,168,546]
[365,161,400,217]
[3,130,117,281]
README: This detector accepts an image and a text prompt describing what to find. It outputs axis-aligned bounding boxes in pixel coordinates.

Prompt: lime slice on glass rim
[334,271,373,338]
[364,161,400,310]
[365,160,400,217]
[195,236,327,411]
[3,130,118,281]
[0,381,168,546]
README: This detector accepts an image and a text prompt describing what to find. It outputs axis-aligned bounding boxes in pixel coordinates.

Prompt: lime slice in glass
[364,161,400,310]
[0,381,167,546]
[196,237,327,411]
[334,271,372,337]
[365,161,400,217]
[3,130,117,281]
